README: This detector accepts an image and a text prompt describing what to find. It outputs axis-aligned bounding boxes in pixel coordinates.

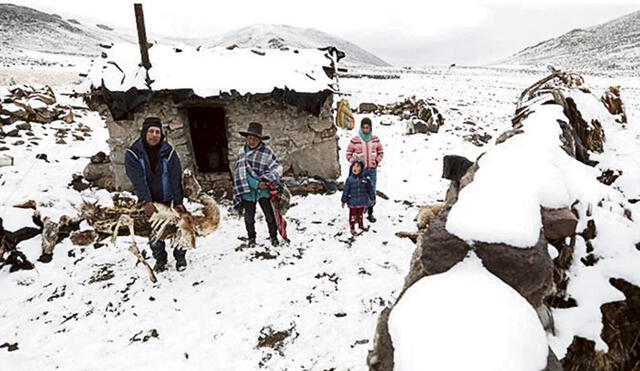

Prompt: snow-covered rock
[389,254,549,371]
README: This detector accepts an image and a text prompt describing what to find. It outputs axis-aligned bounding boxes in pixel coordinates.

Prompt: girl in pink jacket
[346,117,384,222]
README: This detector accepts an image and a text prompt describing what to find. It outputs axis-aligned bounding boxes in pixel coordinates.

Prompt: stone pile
[0,85,90,149]
[0,86,74,125]
[357,97,444,135]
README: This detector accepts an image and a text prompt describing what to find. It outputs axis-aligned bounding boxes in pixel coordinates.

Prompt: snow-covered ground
[1,65,639,370]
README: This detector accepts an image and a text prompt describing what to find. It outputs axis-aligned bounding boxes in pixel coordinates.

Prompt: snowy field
[1,65,639,370]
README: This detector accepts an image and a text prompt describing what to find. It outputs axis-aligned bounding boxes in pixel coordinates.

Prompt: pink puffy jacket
[346,135,384,169]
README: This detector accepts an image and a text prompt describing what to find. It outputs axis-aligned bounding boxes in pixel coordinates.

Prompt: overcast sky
[6,0,640,66]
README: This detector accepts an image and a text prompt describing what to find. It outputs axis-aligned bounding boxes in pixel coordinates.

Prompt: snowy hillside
[0,4,390,72]
[1,65,639,369]
[499,10,640,71]
[202,24,390,67]
[0,4,134,69]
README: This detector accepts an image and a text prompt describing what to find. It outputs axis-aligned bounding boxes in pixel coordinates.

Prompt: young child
[341,161,375,235]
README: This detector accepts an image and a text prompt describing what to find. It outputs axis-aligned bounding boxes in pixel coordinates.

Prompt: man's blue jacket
[124,138,183,205]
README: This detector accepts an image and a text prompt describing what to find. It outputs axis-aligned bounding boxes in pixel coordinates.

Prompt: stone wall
[90,93,339,193]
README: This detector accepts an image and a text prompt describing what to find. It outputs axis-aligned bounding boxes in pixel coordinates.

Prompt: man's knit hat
[141,117,163,140]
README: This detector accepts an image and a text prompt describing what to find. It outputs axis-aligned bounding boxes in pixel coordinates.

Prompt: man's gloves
[143,202,157,217]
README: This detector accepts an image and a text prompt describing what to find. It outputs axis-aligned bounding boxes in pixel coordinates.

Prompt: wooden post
[134,3,151,69]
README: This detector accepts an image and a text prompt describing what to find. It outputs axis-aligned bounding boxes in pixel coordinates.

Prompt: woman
[232,122,283,247]
[346,117,384,223]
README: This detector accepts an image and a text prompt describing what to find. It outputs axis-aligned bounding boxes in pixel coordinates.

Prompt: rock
[2,250,34,272]
[405,119,428,135]
[0,154,13,166]
[600,86,626,123]
[69,173,91,192]
[83,163,111,181]
[38,253,53,263]
[70,230,98,246]
[92,176,116,191]
[370,207,556,369]
[597,278,640,368]
[90,151,109,164]
[426,122,439,133]
[13,200,36,209]
[581,219,597,240]
[473,233,554,308]
[0,342,19,352]
[367,307,395,371]
[418,210,470,277]
[496,128,524,144]
[35,153,49,162]
[442,155,474,182]
[6,129,19,137]
[82,162,116,190]
[564,97,604,161]
[597,169,621,185]
[459,162,479,189]
[16,122,31,130]
[541,207,578,240]
[464,132,492,146]
[562,280,640,370]
[358,102,379,113]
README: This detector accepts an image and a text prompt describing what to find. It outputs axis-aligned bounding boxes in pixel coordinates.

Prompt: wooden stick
[134,4,152,69]
[127,221,157,283]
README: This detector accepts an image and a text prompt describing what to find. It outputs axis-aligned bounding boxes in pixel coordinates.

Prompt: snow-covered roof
[77,43,337,97]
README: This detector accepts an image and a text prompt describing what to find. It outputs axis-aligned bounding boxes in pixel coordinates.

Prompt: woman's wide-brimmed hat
[239,122,270,140]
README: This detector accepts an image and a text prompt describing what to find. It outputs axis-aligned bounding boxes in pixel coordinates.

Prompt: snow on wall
[389,254,548,371]
[446,89,618,248]
[77,43,336,96]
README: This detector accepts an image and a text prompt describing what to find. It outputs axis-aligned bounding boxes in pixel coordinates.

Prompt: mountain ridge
[201,24,390,66]
[498,9,640,71]
[0,4,389,68]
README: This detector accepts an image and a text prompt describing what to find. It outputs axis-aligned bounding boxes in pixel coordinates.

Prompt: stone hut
[78,43,342,193]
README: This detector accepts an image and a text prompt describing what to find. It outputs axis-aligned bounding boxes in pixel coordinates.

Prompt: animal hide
[78,170,220,251]
[417,203,445,230]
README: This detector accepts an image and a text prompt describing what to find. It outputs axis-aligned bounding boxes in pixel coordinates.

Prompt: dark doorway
[186,107,230,173]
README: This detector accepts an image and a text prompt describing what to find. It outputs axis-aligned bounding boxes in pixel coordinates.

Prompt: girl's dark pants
[349,206,366,229]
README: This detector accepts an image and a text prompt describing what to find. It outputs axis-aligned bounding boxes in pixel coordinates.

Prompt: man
[232,122,282,247]
[124,117,187,272]
[346,117,384,222]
